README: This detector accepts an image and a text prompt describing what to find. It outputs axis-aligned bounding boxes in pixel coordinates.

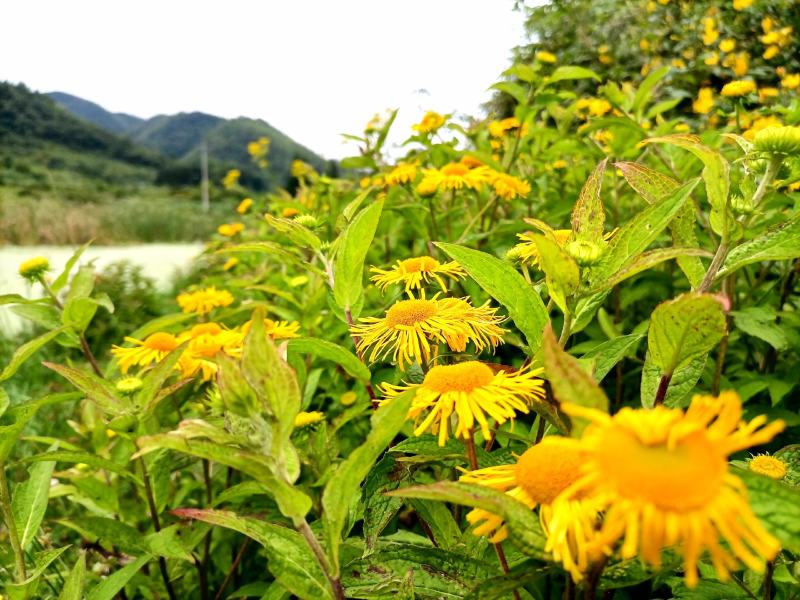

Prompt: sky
[1,1,536,159]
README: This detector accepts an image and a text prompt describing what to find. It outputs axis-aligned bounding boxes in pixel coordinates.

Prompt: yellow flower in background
[416,163,490,195]
[743,116,783,141]
[351,295,506,371]
[112,332,179,373]
[704,52,720,66]
[719,39,736,53]
[218,222,244,237]
[488,117,526,138]
[733,0,753,9]
[247,137,270,168]
[702,18,719,46]
[370,256,466,294]
[459,155,483,169]
[733,52,749,77]
[639,39,650,52]
[222,169,241,190]
[763,45,779,60]
[748,454,787,480]
[552,159,568,169]
[18,256,50,280]
[294,411,324,428]
[693,87,715,114]
[385,162,418,186]
[758,87,779,102]
[236,198,253,214]
[535,51,557,63]
[554,391,785,588]
[282,207,300,218]
[382,361,544,445]
[489,171,532,200]
[721,80,756,97]
[223,257,239,271]
[291,160,316,179]
[781,73,800,89]
[412,111,446,134]
[240,317,301,340]
[177,287,234,315]
[339,391,358,406]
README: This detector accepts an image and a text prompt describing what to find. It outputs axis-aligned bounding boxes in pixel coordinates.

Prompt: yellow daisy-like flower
[513,220,572,267]
[223,257,239,271]
[488,117,527,139]
[291,160,317,179]
[693,87,715,114]
[743,115,783,141]
[282,207,300,218]
[236,198,253,214]
[459,437,602,581]
[385,162,418,186]
[177,287,234,315]
[412,111,446,134]
[553,391,785,587]
[222,169,241,189]
[459,155,483,169]
[294,411,325,428]
[18,256,50,280]
[748,454,787,480]
[489,172,532,200]
[758,87,779,102]
[112,332,180,374]
[383,361,543,445]
[351,295,506,371]
[178,324,244,381]
[733,0,753,9]
[535,51,557,63]
[721,80,757,97]
[719,39,736,53]
[218,223,244,237]
[370,256,466,295]
[240,317,301,340]
[781,74,800,90]
[416,163,490,196]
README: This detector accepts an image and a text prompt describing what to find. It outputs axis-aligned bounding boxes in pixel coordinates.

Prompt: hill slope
[46,92,144,135]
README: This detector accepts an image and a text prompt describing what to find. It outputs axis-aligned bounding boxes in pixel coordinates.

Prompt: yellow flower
[177,323,244,381]
[552,159,568,169]
[412,111,446,134]
[18,256,50,280]
[488,117,525,138]
[382,361,544,445]
[748,454,787,480]
[177,287,234,315]
[762,17,775,33]
[223,257,239,271]
[598,54,612,65]
[781,73,800,90]
[639,39,650,52]
[247,137,270,165]
[704,52,720,66]
[218,223,245,237]
[535,51,557,63]
[459,437,602,581]
[385,162,418,186]
[416,163,490,195]
[763,45,779,60]
[294,411,324,428]
[370,256,465,295]
[733,0,753,9]
[282,207,300,218]
[291,160,316,179]
[758,87,779,102]
[459,155,483,169]
[340,391,358,406]
[554,391,785,587]
[693,87,715,114]
[236,198,253,214]
[351,295,505,371]
[721,80,756,97]
[732,52,749,77]
[488,171,532,200]
[222,169,241,190]
[743,116,783,141]
[112,332,180,373]
[240,317,301,340]
[513,220,572,267]
[719,39,736,53]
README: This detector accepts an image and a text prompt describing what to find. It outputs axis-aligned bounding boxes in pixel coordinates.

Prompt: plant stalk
[0,461,27,582]
[139,456,177,600]
[296,518,345,600]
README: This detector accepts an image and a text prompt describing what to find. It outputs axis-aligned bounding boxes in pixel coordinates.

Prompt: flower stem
[558,312,573,347]
[296,518,345,600]
[0,461,27,582]
[139,456,177,600]
[653,373,672,406]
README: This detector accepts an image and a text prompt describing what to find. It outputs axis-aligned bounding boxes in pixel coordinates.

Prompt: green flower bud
[753,126,800,156]
[18,256,50,280]
[566,240,603,266]
[294,214,319,228]
[115,376,143,395]
[505,246,524,263]
[731,194,755,215]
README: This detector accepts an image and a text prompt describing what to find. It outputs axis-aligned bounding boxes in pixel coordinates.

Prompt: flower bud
[753,126,800,156]
[731,194,755,215]
[18,256,50,280]
[293,214,319,228]
[566,240,603,265]
[115,377,143,395]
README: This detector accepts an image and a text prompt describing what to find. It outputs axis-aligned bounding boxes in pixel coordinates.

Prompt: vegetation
[1,1,800,599]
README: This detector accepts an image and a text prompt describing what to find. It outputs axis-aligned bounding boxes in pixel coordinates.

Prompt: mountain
[46,92,144,135]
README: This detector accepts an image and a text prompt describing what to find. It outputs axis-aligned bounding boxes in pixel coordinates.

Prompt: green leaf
[543,326,608,435]
[134,344,188,417]
[11,304,61,329]
[732,307,788,350]
[0,388,8,418]
[21,451,141,484]
[86,555,150,600]
[333,200,384,313]
[435,242,549,353]
[322,388,415,576]
[737,468,800,553]
[587,178,699,287]
[287,337,371,381]
[717,215,800,278]
[632,66,670,118]
[491,81,528,105]
[545,65,600,85]
[362,456,407,549]
[145,524,194,561]
[529,235,580,315]
[586,247,711,293]
[265,215,322,251]
[409,499,463,551]
[51,242,90,293]
[646,293,726,376]
[6,546,70,600]
[58,552,85,600]
[0,393,80,462]
[579,334,644,382]
[173,508,333,600]
[571,158,607,243]
[56,517,146,554]
[388,481,547,558]
[641,355,707,409]
[12,460,57,551]
[666,578,751,599]
[44,362,130,416]
[0,326,68,383]
[217,242,326,278]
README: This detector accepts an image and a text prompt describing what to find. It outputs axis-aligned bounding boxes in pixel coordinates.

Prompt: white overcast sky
[1,1,537,159]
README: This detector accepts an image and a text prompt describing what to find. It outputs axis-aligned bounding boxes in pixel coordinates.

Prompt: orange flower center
[386,299,438,327]
[188,323,223,337]
[441,163,469,177]
[594,425,727,511]
[400,256,439,273]
[423,362,494,394]
[143,332,178,352]
[515,437,584,505]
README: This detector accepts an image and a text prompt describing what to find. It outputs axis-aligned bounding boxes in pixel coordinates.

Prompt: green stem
[558,312,573,347]
[296,518,344,600]
[139,456,177,600]
[0,461,27,582]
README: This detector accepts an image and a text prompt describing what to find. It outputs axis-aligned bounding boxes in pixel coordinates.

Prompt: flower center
[749,455,787,480]
[515,437,584,505]
[441,163,469,177]
[385,299,438,327]
[423,362,494,394]
[595,425,727,511]
[188,323,223,337]
[144,332,178,352]
[400,256,439,273]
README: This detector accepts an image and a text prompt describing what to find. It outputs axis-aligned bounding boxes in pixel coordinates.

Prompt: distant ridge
[47,91,145,135]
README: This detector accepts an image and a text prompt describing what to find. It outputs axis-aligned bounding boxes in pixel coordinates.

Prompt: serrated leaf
[173,508,333,600]
[334,200,383,313]
[732,308,788,350]
[435,242,549,353]
[571,158,607,243]
[717,215,800,278]
[491,81,528,105]
[737,468,800,553]
[5,546,70,600]
[287,337,371,381]
[44,362,130,416]
[587,248,711,293]
[12,460,56,551]
[640,354,707,408]
[21,451,141,484]
[145,524,193,561]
